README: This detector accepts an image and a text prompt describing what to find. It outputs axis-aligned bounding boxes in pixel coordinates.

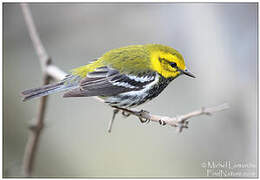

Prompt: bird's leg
[111,106,131,117]
[112,107,151,124]
[107,109,119,133]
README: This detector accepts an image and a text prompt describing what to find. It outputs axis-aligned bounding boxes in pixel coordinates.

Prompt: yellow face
[150,50,186,79]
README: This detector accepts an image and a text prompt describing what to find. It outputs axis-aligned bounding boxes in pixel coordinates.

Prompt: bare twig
[20,4,103,176]
[21,4,48,71]
[20,3,229,177]
[107,109,119,133]
[21,4,53,176]
[111,103,229,133]
[22,75,50,176]
[21,3,67,80]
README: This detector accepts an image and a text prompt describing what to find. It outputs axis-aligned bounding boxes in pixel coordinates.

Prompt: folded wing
[63,66,155,98]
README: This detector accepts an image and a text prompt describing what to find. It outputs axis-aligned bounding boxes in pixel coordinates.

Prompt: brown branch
[20,4,102,176]
[21,4,48,71]
[22,75,50,176]
[21,3,54,177]
[21,3,66,81]
[20,3,229,176]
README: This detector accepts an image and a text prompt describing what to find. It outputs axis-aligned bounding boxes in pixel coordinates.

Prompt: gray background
[3,3,258,177]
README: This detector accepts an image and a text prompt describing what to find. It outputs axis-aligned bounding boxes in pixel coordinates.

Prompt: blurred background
[3,3,257,177]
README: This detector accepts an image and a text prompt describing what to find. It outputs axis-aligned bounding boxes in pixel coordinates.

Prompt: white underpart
[106,74,159,107]
[127,74,154,82]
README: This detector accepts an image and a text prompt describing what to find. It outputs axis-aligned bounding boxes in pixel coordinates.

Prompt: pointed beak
[182,69,196,78]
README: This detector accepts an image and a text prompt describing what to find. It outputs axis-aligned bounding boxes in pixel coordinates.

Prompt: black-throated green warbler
[22,44,195,108]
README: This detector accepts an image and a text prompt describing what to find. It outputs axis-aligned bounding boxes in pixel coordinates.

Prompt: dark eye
[170,62,177,68]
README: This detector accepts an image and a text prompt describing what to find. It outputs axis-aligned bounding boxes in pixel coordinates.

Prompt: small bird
[21,44,195,109]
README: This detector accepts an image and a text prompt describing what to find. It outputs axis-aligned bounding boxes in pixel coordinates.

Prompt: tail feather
[22,82,64,96]
[21,79,77,102]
